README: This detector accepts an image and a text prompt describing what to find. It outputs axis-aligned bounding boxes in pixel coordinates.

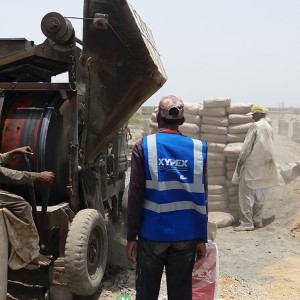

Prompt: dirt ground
[7,114,300,300]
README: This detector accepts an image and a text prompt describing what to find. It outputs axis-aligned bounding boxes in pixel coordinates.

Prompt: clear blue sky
[1,1,300,108]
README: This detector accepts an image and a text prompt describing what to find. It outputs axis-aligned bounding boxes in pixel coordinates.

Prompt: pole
[0,209,8,300]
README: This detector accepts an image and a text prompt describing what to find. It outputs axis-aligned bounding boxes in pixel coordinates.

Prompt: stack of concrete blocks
[223,142,243,215]
[148,102,201,138]
[200,98,231,212]
[224,103,253,215]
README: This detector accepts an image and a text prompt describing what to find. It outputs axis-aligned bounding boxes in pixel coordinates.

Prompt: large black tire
[64,209,108,296]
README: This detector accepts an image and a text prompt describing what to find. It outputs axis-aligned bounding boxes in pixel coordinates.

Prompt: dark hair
[168,107,180,118]
[161,117,182,125]
[253,112,266,117]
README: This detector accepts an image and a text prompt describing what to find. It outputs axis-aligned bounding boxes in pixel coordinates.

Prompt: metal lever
[23,154,44,247]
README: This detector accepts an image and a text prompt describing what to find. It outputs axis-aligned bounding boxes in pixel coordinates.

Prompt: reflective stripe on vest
[144,199,206,215]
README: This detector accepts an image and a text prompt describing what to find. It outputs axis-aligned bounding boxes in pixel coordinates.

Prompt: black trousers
[136,237,197,300]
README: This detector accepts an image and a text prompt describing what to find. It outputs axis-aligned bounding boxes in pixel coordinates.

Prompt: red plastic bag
[192,241,219,300]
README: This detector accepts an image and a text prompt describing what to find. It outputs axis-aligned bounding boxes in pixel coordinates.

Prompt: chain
[69,54,77,91]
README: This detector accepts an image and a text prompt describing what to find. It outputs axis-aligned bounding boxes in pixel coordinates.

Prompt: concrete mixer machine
[0,0,167,297]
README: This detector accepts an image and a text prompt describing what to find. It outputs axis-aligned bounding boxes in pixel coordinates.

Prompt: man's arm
[0,146,54,184]
[127,140,145,241]
[126,140,145,264]
[203,158,208,200]
[0,167,54,185]
[236,124,257,175]
[196,150,208,261]
[0,146,33,166]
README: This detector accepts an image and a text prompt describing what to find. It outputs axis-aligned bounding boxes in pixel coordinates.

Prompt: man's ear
[178,117,185,125]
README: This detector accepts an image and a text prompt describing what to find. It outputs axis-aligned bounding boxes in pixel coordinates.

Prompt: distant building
[137,105,155,115]
[142,105,155,115]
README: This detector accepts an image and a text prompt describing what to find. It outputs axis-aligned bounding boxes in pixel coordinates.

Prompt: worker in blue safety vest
[126,95,208,300]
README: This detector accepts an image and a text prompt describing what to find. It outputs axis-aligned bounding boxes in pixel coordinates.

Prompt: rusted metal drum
[0,92,68,205]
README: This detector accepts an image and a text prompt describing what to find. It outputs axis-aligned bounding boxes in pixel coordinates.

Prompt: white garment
[238,167,267,226]
[232,118,278,189]
[1,208,40,270]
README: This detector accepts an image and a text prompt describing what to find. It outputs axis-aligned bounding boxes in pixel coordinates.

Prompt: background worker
[126,95,208,300]
[0,146,54,269]
[232,104,278,231]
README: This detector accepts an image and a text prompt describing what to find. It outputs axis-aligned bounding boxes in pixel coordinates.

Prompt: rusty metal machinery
[0,0,167,298]
[41,12,75,44]
[1,93,68,205]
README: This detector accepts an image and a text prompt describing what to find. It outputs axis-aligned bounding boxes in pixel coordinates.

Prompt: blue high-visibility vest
[139,132,208,242]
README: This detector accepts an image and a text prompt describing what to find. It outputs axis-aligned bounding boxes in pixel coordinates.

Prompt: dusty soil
[7,114,300,300]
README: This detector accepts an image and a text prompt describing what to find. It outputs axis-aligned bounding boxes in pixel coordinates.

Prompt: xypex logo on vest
[158,157,192,183]
[158,158,188,169]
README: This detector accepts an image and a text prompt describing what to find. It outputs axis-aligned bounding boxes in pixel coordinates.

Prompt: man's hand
[196,240,206,261]
[126,241,137,264]
[36,171,54,183]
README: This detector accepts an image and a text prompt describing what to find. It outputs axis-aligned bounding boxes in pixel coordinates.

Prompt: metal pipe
[66,90,79,213]
[0,210,8,300]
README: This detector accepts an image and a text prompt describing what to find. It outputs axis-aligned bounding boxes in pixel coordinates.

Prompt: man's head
[157,95,185,126]
[246,104,268,122]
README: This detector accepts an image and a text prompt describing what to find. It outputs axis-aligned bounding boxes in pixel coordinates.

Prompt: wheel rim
[88,225,102,278]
